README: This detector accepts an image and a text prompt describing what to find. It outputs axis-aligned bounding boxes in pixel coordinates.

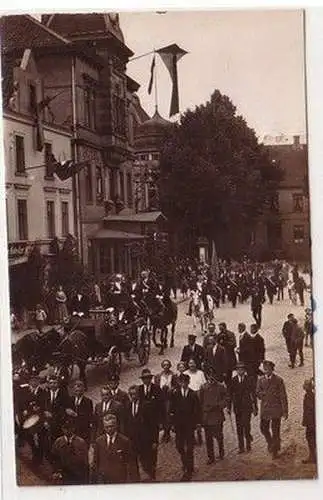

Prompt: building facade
[254,134,310,262]
[1,18,75,311]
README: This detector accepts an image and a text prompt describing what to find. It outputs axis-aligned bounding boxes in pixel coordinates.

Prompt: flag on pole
[47,154,89,181]
[211,240,220,280]
[148,54,156,94]
[156,43,187,117]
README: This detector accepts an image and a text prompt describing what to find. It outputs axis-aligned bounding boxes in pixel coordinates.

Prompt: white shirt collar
[106,433,117,445]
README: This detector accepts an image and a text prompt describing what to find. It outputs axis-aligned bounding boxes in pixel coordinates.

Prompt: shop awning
[89,229,146,240]
[103,211,167,223]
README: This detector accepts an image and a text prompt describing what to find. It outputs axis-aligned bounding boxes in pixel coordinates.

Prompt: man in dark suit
[229,362,258,453]
[66,380,93,446]
[93,413,139,484]
[204,334,227,383]
[41,375,69,442]
[123,385,145,477]
[200,368,228,463]
[70,290,90,317]
[52,417,89,485]
[282,313,295,357]
[137,369,164,480]
[93,386,124,439]
[217,322,237,386]
[239,324,265,391]
[302,378,316,464]
[181,333,205,369]
[251,287,263,328]
[256,360,288,459]
[107,374,129,410]
[170,373,201,481]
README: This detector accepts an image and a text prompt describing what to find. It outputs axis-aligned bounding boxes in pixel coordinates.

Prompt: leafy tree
[158,90,283,258]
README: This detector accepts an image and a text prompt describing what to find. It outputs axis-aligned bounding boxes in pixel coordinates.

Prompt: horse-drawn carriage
[12,308,151,385]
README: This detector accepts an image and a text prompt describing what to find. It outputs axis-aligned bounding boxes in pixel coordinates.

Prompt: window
[29,83,37,114]
[293,193,304,213]
[113,95,126,136]
[15,135,25,174]
[84,87,96,129]
[270,193,279,212]
[152,153,160,161]
[85,165,93,203]
[17,199,28,240]
[127,172,133,208]
[44,142,53,178]
[267,222,282,250]
[46,200,56,238]
[294,225,305,244]
[119,171,125,201]
[99,244,112,274]
[96,166,104,203]
[61,202,69,236]
[109,169,115,200]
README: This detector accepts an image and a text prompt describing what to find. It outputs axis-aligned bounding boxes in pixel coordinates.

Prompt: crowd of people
[13,304,315,484]
[10,258,310,338]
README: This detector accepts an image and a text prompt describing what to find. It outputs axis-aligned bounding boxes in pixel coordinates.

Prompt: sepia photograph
[0,8,317,488]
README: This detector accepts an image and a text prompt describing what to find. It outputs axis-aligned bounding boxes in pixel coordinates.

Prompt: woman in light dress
[55,284,68,323]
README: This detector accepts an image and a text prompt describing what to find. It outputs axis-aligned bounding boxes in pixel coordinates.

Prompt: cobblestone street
[17,290,317,484]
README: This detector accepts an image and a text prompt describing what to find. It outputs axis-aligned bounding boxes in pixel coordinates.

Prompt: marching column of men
[14,312,316,485]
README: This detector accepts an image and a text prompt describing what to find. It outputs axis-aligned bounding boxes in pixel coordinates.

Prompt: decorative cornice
[44,186,58,193]
[59,188,71,195]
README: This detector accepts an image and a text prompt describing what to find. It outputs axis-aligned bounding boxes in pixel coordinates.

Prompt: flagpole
[154,49,158,112]
[128,50,155,63]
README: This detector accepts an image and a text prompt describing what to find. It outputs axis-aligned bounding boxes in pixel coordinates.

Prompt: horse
[12,328,62,374]
[146,296,178,355]
[190,290,215,333]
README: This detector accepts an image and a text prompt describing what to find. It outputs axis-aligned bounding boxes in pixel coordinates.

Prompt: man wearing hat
[256,361,288,459]
[170,373,201,481]
[52,417,89,485]
[228,362,258,453]
[138,368,164,480]
[181,334,205,370]
[93,413,139,483]
[199,367,228,463]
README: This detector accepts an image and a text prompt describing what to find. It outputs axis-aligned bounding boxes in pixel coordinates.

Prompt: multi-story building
[255,134,310,262]
[1,16,75,310]
[2,13,172,281]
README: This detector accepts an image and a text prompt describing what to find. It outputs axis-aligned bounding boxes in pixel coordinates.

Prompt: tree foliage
[158,90,283,257]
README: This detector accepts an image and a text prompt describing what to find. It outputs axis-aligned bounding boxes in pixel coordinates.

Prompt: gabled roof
[0,14,70,53]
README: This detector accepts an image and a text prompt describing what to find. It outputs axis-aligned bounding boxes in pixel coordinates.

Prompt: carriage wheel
[138,325,151,366]
[108,346,122,377]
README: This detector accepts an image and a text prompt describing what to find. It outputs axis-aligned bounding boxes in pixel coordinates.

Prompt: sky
[120,10,306,139]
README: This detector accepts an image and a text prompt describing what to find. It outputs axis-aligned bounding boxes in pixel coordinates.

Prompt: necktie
[107,435,110,448]
[51,391,55,404]
[132,402,136,417]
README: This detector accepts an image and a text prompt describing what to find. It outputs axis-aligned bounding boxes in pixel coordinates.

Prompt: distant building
[133,107,171,212]
[1,17,74,311]
[255,134,310,262]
